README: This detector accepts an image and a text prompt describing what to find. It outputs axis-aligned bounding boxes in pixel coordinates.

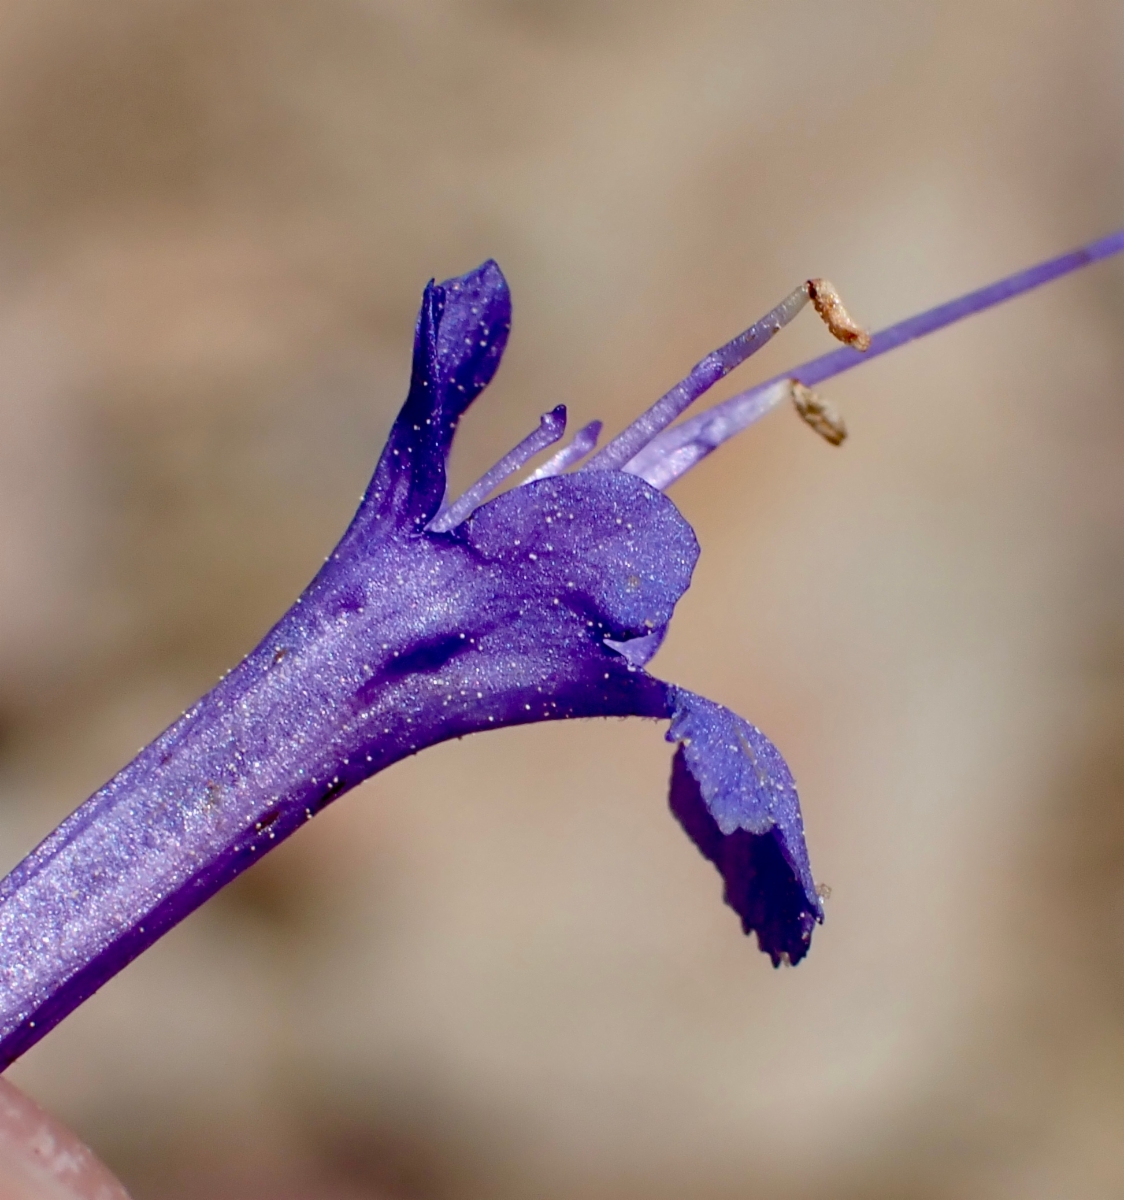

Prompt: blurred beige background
[0,1,1122,1197]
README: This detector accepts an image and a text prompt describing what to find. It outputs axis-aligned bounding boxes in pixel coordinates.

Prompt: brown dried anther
[791,381,847,445]
[806,279,871,351]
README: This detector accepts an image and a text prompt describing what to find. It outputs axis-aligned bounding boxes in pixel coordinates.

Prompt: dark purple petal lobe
[362,260,511,533]
[666,688,821,965]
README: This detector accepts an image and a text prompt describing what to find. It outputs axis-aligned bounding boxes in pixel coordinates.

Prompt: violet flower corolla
[1,231,1122,1071]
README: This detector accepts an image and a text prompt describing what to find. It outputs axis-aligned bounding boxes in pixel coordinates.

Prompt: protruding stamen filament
[791,382,847,445]
[523,419,603,482]
[627,227,1124,490]
[623,379,792,490]
[807,279,871,350]
[427,405,566,532]
[582,284,812,472]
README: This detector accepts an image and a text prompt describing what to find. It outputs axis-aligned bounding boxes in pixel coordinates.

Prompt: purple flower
[1,231,1122,1069]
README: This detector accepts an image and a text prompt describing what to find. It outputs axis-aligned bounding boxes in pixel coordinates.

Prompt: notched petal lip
[666,688,821,965]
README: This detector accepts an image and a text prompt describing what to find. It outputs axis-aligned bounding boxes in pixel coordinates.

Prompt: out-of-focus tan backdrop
[0,2,1122,1197]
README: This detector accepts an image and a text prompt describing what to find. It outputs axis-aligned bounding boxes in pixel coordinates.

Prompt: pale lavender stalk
[623,379,792,491]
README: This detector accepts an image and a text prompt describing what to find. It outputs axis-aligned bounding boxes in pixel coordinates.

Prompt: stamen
[427,405,566,532]
[792,383,847,445]
[523,420,603,482]
[627,227,1124,490]
[586,279,869,473]
[582,284,812,471]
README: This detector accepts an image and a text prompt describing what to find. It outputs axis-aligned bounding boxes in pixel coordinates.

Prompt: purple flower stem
[627,227,1124,488]
[426,404,566,532]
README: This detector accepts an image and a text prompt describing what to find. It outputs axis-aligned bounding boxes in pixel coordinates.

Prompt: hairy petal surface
[360,260,511,534]
[666,688,821,965]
